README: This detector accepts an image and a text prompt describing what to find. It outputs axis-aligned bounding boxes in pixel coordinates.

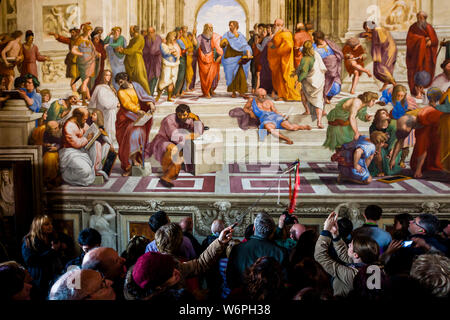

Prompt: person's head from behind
[179,216,193,233]
[155,223,183,256]
[348,235,380,264]
[121,235,150,269]
[244,223,254,240]
[408,213,439,236]
[0,261,32,300]
[244,256,284,301]
[426,87,443,107]
[296,22,306,32]
[253,212,275,239]
[414,71,431,92]
[291,257,332,298]
[82,247,126,280]
[211,219,225,236]
[11,30,23,41]
[302,40,315,57]
[130,252,180,298]
[394,213,413,232]
[364,204,383,222]
[337,217,353,241]
[49,269,115,300]
[410,254,450,298]
[13,76,26,89]
[396,114,416,140]
[148,210,170,233]
[90,108,104,128]
[78,228,102,254]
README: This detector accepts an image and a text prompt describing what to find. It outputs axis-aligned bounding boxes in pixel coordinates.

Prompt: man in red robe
[293,22,312,69]
[389,106,449,178]
[406,11,439,98]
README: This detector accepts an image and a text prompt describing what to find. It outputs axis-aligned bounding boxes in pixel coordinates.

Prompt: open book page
[133,112,153,126]
[83,122,101,150]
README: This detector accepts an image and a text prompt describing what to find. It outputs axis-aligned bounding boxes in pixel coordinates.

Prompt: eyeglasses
[412,220,427,233]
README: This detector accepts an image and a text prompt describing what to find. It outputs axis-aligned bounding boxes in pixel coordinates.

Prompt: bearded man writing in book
[59,107,109,186]
[115,72,156,176]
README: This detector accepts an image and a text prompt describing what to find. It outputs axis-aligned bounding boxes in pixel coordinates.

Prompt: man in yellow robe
[117,26,151,95]
[267,19,301,101]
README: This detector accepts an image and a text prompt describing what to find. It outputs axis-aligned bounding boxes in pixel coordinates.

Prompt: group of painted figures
[0,11,449,188]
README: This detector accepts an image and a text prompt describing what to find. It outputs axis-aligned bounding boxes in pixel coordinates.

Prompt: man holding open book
[115,72,156,176]
[59,107,109,186]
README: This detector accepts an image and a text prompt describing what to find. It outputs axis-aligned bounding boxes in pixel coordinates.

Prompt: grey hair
[253,212,275,239]
[410,254,450,297]
[48,268,83,300]
[417,11,428,19]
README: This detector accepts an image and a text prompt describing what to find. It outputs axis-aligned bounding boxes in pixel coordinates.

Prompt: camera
[282,210,298,225]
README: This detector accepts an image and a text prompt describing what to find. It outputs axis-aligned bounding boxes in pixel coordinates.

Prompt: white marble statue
[89,200,117,249]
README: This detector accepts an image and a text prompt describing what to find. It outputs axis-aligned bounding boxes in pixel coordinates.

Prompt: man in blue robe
[220,21,252,98]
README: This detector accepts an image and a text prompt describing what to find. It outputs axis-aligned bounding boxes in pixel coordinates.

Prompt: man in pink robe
[145,104,204,188]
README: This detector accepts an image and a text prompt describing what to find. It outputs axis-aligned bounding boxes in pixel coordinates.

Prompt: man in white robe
[59,107,108,186]
[88,71,119,142]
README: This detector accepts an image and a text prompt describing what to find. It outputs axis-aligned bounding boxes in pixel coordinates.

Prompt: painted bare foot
[380,84,388,92]
[301,111,311,115]
[300,125,312,130]
[367,72,373,78]
[285,138,294,145]
[413,171,423,179]
[317,122,324,129]
[376,172,385,177]
[350,89,355,95]
[122,170,132,177]
[275,98,284,101]
[231,92,237,98]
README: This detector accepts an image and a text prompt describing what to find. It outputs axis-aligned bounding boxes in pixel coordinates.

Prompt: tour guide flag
[288,161,301,213]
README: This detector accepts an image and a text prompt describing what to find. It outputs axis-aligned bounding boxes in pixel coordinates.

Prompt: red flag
[288,163,301,213]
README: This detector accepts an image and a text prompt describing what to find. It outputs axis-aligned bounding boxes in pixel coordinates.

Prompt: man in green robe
[117,26,151,94]
[46,93,80,124]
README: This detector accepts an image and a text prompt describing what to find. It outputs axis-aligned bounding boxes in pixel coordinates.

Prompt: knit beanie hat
[0,265,24,299]
[132,252,175,289]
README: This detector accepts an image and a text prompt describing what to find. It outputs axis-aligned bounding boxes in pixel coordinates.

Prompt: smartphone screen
[402,240,413,247]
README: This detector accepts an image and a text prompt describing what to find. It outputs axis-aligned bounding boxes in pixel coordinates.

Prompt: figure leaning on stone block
[145,104,204,188]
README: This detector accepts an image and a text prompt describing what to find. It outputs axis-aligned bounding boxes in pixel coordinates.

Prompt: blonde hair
[91,109,104,128]
[24,215,52,249]
[166,31,176,43]
[392,84,407,106]
[370,131,388,145]
[357,91,378,104]
[155,223,183,255]
[302,40,314,57]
